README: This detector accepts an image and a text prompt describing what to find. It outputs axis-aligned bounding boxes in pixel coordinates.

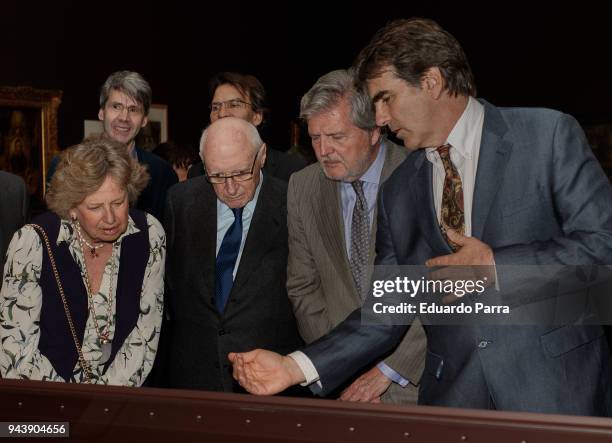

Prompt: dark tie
[437,144,464,251]
[349,180,370,299]
[215,207,243,312]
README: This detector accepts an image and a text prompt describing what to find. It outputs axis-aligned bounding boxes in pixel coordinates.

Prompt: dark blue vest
[33,210,149,381]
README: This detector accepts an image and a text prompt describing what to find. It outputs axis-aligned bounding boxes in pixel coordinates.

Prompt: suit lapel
[231,175,282,295]
[189,178,217,308]
[314,170,356,293]
[413,152,453,254]
[472,101,513,239]
[370,141,408,264]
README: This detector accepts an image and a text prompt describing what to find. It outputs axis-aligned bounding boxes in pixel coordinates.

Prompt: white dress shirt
[426,97,484,234]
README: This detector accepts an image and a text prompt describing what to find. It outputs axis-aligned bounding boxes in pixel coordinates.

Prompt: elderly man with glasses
[157,117,306,394]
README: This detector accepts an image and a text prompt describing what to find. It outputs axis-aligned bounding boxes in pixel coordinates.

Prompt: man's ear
[252,111,263,127]
[98,108,104,121]
[370,126,382,146]
[422,67,445,100]
[141,116,149,128]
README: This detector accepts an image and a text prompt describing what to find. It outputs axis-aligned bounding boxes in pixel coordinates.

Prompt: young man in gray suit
[287,69,425,405]
[230,18,612,416]
[0,171,28,280]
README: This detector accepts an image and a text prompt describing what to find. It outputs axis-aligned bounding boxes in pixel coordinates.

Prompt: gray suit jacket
[301,101,612,415]
[287,140,426,404]
[0,171,28,278]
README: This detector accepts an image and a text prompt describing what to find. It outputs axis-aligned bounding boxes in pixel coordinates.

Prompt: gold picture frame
[0,86,62,199]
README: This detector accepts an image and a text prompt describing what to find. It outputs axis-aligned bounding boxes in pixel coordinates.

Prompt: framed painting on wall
[0,86,62,207]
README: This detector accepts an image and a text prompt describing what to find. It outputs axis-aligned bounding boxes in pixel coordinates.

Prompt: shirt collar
[358,140,386,185]
[57,215,141,246]
[426,96,484,160]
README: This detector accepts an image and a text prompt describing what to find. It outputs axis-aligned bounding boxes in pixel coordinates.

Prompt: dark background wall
[2,1,611,151]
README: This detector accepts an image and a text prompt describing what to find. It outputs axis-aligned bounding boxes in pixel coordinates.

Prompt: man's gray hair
[99,70,152,115]
[199,118,263,160]
[300,69,376,130]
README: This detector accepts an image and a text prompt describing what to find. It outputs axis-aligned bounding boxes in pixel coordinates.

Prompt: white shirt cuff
[288,351,320,386]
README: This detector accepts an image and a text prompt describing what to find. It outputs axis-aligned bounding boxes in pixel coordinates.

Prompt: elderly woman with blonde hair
[0,135,165,385]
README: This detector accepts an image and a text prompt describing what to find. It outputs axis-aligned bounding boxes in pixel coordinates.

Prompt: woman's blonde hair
[46,134,149,219]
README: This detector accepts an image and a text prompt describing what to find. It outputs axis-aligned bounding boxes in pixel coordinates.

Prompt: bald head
[200,117,267,208]
[200,117,262,160]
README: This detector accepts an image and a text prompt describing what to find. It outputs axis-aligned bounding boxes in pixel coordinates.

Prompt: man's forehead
[308,99,350,127]
[366,68,397,100]
[213,84,248,101]
[206,132,251,159]
[109,89,142,106]
[205,146,253,173]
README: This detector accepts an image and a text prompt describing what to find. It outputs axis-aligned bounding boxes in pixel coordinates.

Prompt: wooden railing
[1,379,611,442]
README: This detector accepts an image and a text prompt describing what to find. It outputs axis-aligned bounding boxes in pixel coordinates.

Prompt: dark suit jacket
[188,148,307,182]
[134,147,178,221]
[301,100,612,416]
[46,147,177,222]
[0,171,29,276]
[162,174,304,392]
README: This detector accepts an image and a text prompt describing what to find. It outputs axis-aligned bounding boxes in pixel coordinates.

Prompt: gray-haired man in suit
[230,18,612,416]
[286,69,425,404]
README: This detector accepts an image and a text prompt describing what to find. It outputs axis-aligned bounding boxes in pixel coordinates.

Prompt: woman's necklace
[74,224,117,365]
[73,221,105,258]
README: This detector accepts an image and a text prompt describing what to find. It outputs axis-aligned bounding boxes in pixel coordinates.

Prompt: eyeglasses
[109,102,144,116]
[209,99,253,114]
[204,146,263,184]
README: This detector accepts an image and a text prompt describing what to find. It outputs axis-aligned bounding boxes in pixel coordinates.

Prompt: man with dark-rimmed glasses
[158,117,306,395]
[188,71,307,181]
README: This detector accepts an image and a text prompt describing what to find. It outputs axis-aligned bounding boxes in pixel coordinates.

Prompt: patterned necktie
[437,144,464,251]
[215,207,243,312]
[349,180,370,300]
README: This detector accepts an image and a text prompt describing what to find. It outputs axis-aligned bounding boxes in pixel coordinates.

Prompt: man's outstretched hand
[228,349,306,395]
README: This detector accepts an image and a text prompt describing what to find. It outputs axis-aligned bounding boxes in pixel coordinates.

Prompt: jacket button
[218,329,226,336]
[478,340,489,348]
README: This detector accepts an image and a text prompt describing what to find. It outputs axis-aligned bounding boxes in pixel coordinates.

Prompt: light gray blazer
[287,140,426,404]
